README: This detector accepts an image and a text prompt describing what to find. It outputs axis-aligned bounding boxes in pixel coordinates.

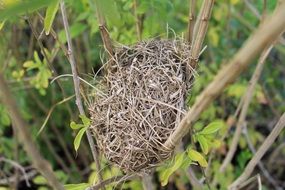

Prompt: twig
[92,0,113,57]
[190,0,214,69]
[0,170,37,185]
[186,0,197,44]
[133,0,143,41]
[163,2,285,150]
[0,74,64,190]
[87,174,137,190]
[59,0,103,186]
[243,126,283,190]
[228,113,285,190]
[219,45,273,172]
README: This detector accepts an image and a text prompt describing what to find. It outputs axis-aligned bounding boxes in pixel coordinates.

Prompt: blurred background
[0,0,284,189]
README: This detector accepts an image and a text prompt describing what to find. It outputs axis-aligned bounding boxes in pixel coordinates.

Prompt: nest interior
[89,39,194,173]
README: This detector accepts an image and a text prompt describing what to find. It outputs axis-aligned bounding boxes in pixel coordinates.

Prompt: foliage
[0,0,284,189]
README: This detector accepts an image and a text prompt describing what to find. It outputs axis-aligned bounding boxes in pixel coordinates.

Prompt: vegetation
[0,0,285,190]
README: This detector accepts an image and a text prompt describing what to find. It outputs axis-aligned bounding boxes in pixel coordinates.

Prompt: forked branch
[164,2,285,150]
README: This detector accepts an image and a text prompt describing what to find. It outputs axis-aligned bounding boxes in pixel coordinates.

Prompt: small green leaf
[0,21,5,31]
[79,115,91,127]
[70,121,84,130]
[64,183,89,190]
[197,135,209,154]
[200,121,223,135]
[58,23,87,43]
[44,0,59,35]
[33,175,48,185]
[74,127,87,152]
[23,61,38,70]
[187,149,208,167]
[161,152,184,186]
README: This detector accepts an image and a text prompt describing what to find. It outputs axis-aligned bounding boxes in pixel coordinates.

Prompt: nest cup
[89,39,194,173]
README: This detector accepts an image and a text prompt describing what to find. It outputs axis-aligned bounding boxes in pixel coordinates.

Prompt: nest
[89,39,194,173]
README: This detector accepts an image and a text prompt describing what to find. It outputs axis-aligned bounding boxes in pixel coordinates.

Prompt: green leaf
[79,115,91,127]
[187,149,208,167]
[23,61,38,70]
[161,152,184,186]
[200,121,224,135]
[33,175,47,185]
[74,127,87,152]
[64,183,89,190]
[0,0,57,21]
[44,0,59,35]
[70,121,84,130]
[0,21,5,31]
[196,135,209,154]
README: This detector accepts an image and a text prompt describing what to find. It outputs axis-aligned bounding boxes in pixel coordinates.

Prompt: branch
[133,0,143,41]
[87,174,137,190]
[219,45,273,172]
[59,0,103,186]
[189,0,214,69]
[93,0,114,58]
[229,113,285,190]
[163,2,285,150]
[186,0,197,44]
[0,75,64,190]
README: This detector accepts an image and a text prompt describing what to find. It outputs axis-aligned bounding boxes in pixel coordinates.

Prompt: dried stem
[0,74,64,190]
[133,0,143,41]
[164,2,285,150]
[59,0,103,186]
[190,0,214,69]
[219,45,273,172]
[229,113,285,190]
[186,0,197,44]
[93,0,113,57]
[87,174,137,190]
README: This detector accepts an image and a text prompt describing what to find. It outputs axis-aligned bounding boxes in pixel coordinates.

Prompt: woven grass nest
[89,39,194,173]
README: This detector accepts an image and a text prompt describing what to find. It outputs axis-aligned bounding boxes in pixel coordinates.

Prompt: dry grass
[89,39,194,173]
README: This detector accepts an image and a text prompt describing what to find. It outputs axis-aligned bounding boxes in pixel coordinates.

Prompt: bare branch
[186,0,197,44]
[229,113,285,190]
[59,0,103,186]
[219,45,273,172]
[190,0,214,69]
[0,75,64,190]
[163,2,285,150]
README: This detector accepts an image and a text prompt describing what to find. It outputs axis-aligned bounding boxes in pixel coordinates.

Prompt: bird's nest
[89,39,195,173]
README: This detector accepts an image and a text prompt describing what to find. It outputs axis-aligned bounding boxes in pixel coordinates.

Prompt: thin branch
[133,0,143,41]
[163,2,285,150]
[87,174,137,190]
[186,0,197,44]
[219,45,273,172]
[0,74,64,190]
[190,0,214,69]
[59,0,103,186]
[243,126,283,190]
[229,113,285,190]
[92,0,114,57]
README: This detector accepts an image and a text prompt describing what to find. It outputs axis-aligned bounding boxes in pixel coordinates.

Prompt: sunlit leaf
[74,127,87,152]
[64,183,89,190]
[200,121,224,135]
[79,115,91,127]
[187,149,208,167]
[44,0,59,35]
[197,134,209,154]
[70,121,84,130]
[161,152,185,186]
